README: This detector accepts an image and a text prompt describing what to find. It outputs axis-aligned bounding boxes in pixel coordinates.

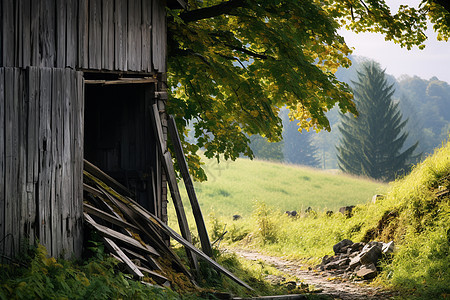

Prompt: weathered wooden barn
[0,0,186,260]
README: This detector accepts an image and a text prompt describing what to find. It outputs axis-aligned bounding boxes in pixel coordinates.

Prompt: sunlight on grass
[179,157,387,219]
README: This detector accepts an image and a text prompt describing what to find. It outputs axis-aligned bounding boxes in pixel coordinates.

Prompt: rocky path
[228,248,397,300]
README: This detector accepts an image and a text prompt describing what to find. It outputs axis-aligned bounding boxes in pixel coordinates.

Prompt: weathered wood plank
[84,213,160,256]
[0,2,2,66]
[84,78,157,85]
[66,0,78,67]
[61,68,72,257]
[168,116,213,257]
[4,68,20,257]
[78,0,89,68]
[17,68,27,251]
[51,68,62,257]
[72,71,84,259]
[0,69,5,247]
[141,0,153,72]
[21,0,31,68]
[25,66,39,244]
[102,0,114,70]
[122,247,163,271]
[2,0,15,66]
[83,203,141,231]
[150,104,199,272]
[30,0,41,66]
[40,0,56,66]
[114,0,128,70]
[84,159,134,198]
[128,0,142,71]
[148,212,254,291]
[102,236,144,279]
[98,187,192,279]
[136,265,168,284]
[89,0,102,69]
[38,67,53,252]
[56,0,67,68]
[152,0,166,72]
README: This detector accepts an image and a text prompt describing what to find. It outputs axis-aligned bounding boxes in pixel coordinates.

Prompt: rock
[382,241,395,254]
[339,205,355,217]
[359,243,382,265]
[356,263,377,279]
[290,210,298,217]
[325,257,349,270]
[349,242,364,253]
[305,207,313,213]
[333,239,353,254]
[349,256,361,270]
[321,255,333,265]
[232,214,241,220]
[326,210,333,216]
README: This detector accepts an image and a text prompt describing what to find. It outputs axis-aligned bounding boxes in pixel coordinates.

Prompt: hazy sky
[338,1,450,83]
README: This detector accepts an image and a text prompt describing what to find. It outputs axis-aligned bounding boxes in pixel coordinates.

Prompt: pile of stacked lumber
[82,160,252,291]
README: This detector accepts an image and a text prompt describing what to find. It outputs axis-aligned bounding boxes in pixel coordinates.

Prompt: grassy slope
[172,140,449,299]
[179,158,386,218]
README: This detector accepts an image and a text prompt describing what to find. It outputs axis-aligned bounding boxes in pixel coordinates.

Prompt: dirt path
[228,248,396,300]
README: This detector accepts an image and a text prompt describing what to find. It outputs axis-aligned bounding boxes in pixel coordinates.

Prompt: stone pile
[317,239,394,280]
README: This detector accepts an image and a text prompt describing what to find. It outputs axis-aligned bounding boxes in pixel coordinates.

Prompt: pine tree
[336,62,418,181]
[281,109,320,167]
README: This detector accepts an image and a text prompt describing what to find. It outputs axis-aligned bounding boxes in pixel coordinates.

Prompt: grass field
[176,157,387,219]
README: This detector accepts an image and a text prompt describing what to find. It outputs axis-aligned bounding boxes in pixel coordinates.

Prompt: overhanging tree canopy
[166,0,450,181]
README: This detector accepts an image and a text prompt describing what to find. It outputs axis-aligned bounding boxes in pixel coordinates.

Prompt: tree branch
[179,0,247,23]
[224,43,271,59]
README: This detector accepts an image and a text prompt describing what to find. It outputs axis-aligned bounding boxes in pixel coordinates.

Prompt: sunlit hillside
[175,158,387,219]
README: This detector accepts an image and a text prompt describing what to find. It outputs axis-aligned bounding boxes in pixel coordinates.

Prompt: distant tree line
[249,57,450,181]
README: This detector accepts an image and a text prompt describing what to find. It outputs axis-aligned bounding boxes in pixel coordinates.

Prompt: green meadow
[177,157,387,219]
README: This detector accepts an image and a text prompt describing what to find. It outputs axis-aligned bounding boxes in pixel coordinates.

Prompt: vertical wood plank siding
[0,0,167,73]
[0,67,84,259]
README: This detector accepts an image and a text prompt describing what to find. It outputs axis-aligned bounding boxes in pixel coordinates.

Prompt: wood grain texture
[0,69,5,249]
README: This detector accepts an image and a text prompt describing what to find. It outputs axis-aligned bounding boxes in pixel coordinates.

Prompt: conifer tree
[336,62,418,181]
[281,109,320,167]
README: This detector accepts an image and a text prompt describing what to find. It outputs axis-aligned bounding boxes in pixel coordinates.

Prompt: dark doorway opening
[84,83,159,214]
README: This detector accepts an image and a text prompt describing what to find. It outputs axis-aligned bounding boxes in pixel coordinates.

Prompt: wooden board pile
[82,160,252,291]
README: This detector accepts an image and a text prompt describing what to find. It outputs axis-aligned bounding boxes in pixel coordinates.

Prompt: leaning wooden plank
[136,266,168,285]
[84,213,159,257]
[168,116,213,258]
[83,183,103,197]
[87,178,192,278]
[122,247,163,272]
[150,104,196,259]
[103,236,144,280]
[84,160,134,197]
[148,212,254,291]
[83,203,141,231]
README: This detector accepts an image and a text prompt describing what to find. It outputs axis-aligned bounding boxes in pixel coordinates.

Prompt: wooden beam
[84,159,134,197]
[84,213,159,257]
[136,266,169,285]
[84,77,157,85]
[83,183,103,197]
[168,115,213,257]
[150,103,199,273]
[83,203,141,231]
[145,211,254,291]
[102,237,144,280]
